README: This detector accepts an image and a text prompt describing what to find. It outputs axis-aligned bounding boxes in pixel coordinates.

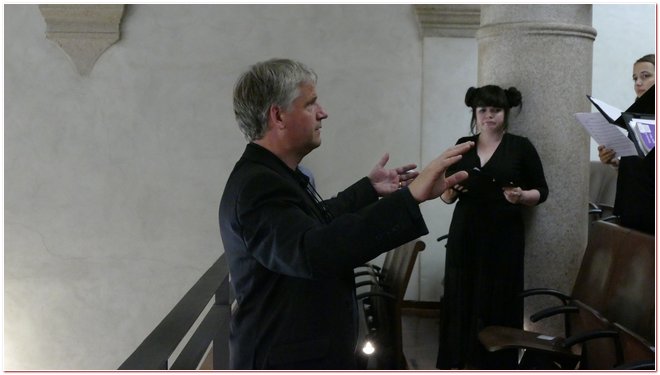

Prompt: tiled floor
[401,310,441,370]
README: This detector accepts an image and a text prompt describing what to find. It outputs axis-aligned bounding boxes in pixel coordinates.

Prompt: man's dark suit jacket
[219,143,429,369]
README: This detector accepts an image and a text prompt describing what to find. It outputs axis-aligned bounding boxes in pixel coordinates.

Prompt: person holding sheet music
[436,85,549,370]
[595,54,655,234]
[597,54,654,168]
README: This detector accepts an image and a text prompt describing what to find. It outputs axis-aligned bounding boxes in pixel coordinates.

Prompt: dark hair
[636,54,655,66]
[464,85,522,134]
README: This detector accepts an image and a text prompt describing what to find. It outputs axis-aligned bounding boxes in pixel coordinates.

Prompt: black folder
[461,167,515,190]
[588,85,655,129]
[615,84,655,126]
[587,95,623,125]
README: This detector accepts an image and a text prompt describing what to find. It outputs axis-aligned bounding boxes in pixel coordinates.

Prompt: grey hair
[233,58,318,141]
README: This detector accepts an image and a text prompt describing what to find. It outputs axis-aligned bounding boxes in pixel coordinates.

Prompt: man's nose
[318,107,328,120]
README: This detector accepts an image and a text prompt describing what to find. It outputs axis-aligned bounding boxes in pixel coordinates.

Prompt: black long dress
[436,133,549,370]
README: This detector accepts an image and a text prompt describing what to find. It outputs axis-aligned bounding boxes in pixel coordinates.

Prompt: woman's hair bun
[505,87,522,107]
[464,86,478,107]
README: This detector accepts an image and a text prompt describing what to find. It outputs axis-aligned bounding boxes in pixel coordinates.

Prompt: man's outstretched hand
[408,141,474,203]
[368,153,419,197]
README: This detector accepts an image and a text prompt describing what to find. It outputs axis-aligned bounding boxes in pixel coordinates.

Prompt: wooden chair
[356,239,426,369]
[612,322,655,369]
[588,202,618,234]
[615,360,656,370]
[520,221,626,338]
[354,248,395,287]
[600,225,655,343]
[588,161,619,230]
[478,221,635,369]
[480,300,622,369]
[589,160,617,209]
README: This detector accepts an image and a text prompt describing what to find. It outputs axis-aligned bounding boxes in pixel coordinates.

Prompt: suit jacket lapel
[241,143,328,222]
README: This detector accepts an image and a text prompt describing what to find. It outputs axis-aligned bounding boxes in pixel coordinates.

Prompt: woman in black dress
[436,85,549,369]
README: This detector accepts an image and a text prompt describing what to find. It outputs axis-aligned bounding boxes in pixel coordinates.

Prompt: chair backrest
[589,160,618,206]
[602,226,655,342]
[572,221,655,360]
[568,301,622,370]
[613,322,655,366]
[380,240,426,303]
[367,239,425,369]
[376,247,396,281]
[571,221,627,311]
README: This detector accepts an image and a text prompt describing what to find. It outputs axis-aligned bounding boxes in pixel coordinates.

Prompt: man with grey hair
[219,58,473,369]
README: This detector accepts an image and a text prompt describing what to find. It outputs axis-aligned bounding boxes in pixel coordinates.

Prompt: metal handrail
[118,254,231,370]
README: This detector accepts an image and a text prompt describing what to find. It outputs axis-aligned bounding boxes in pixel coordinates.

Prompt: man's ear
[269,105,286,130]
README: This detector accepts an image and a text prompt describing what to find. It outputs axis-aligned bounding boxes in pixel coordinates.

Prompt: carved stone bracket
[413,4,481,38]
[39,4,125,76]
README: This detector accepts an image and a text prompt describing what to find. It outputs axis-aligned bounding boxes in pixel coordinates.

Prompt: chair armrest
[562,329,618,348]
[355,280,391,289]
[356,290,395,301]
[588,202,603,217]
[559,329,624,367]
[601,215,620,223]
[521,288,572,304]
[354,269,379,278]
[562,329,623,366]
[355,280,378,289]
[355,264,382,272]
[530,305,579,323]
[614,360,655,370]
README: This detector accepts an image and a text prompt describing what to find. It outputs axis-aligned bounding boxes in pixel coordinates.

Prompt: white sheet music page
[574,112,638,157]
[588,96,623,122]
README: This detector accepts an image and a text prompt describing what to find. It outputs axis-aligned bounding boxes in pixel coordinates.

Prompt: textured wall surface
[477,4,596,335]
[4,4,423,369]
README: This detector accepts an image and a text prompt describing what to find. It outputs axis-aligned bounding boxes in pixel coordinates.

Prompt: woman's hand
[503,187,524,204]
[503,187,541,206]
[440,184,467,204]
[598,145,619,168]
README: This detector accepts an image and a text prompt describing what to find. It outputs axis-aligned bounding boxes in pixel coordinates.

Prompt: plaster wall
[5,4,422,369]
[416,37,478,301]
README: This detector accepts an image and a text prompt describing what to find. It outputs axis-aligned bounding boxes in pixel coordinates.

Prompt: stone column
[476,5,597,334]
